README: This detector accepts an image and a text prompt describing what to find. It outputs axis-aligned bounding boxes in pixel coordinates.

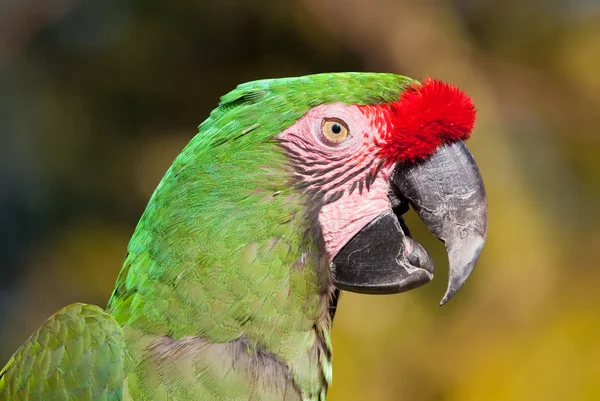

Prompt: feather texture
[0,303,125,401]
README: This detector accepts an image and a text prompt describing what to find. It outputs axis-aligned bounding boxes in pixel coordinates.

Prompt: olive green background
[1,1,599,400]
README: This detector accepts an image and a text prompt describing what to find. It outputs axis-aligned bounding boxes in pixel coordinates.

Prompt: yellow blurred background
[1,1,599,400]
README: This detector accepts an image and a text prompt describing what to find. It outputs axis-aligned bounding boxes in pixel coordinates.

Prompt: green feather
[0,303,125,400]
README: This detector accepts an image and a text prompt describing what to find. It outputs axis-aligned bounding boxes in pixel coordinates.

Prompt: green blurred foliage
[0,0,599,400]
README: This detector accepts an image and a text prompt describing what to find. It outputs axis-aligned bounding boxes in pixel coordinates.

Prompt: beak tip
[439,236,485,306]
[439,284,461,306]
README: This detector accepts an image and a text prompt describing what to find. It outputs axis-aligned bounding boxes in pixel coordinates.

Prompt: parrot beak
[331,141,487,305]
[392,141,488,304]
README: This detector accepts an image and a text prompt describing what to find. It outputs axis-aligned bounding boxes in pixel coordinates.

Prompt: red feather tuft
[377,78,476,163]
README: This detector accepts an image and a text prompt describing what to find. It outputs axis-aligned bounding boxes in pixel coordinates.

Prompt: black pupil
[331,124,342,134]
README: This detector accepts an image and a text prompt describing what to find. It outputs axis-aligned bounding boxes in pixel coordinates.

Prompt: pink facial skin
[275,103,395,263]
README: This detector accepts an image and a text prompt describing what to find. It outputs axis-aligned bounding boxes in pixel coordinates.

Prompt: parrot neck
[107,137,334,396]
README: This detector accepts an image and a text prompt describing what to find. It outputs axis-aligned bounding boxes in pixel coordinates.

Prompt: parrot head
[115,73,487,341]
[268,75,487,304]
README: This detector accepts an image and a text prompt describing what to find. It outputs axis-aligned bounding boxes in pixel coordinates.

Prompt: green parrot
[0,73,487,401]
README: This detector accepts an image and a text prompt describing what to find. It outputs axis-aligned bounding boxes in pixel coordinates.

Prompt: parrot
[0,72,487,401]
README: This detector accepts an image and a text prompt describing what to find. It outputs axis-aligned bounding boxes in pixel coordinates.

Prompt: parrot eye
[321,118,349,145]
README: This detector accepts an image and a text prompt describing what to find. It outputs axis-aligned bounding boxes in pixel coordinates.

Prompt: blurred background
[1,0,599,400]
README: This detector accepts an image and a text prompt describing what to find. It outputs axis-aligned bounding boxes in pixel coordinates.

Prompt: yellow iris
[321,118,349,144]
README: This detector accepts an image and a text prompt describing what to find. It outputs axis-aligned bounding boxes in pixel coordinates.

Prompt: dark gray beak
[393,141,488,304]
[331,140,487,305]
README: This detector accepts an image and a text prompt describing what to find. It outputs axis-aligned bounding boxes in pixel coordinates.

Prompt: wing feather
[0,303,125,401]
